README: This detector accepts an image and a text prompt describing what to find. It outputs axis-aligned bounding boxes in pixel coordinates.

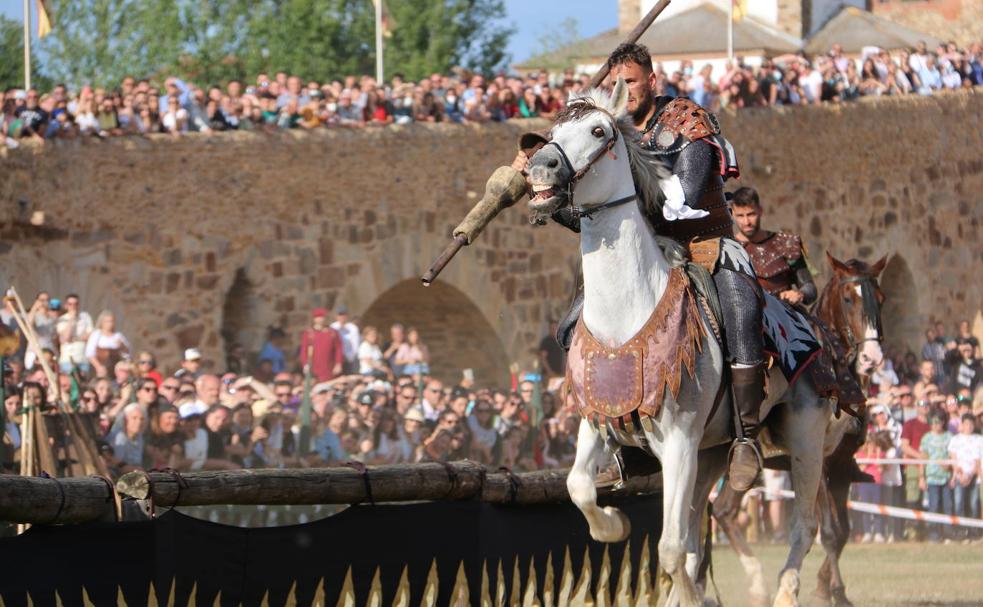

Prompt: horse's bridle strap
[573,193,638,220]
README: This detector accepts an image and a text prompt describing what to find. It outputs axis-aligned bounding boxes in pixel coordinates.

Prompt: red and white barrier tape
[749,488,983,529]
[854,457,957,466]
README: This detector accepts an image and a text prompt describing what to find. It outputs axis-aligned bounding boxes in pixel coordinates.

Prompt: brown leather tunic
[741,231,804,295]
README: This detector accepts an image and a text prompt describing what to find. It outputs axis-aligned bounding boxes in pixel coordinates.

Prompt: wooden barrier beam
[0,463,662,524]
[117,462,662,507]
[0,475,118,525]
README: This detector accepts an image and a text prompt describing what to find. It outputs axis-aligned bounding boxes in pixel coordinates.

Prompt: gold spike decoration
[366,567,383,607]
[312,577,326,607]
[556,548,574,607]
[595,546,612,607]
[117,585,127,607]
[336,567,356,607]
[211,589,222,607]
[421,559,439,607]
[541,552,555,607]
[80,586,93,607]
[186,583,197,607]
[479,561,492,607]
[508,556,522,607]
[495,560,506,607]
[27,591,34,607]
[633,535,655,607]
[521,557,538,607]
[391,567,410,607]
[450,562,470,606]
[146,581,158,607]
[569,547,591,606]
[613,541,633,607]
[284,581,298,607]
[259,590,270,607]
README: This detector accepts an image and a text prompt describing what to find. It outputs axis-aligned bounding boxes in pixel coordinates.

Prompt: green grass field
[709,542,983,606]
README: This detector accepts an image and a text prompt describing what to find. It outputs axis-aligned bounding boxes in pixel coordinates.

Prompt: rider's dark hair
[607,43,654,74]
[730,186,761,209]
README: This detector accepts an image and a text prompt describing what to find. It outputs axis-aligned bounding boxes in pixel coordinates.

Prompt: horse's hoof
[749,592,771,607]
[773,570,800,607]
[589,506,632,543]
[831,588,853,607]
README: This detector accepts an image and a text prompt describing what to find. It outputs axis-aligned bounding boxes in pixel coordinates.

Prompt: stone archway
[879,254,921,352]
[361,279,510,387]
[220,268,264,365]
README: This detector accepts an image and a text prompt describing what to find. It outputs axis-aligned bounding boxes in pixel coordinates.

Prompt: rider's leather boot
[728,362,766,492]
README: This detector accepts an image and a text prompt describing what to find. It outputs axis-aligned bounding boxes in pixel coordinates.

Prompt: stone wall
[1,91,981,383]
[872,0,983,46]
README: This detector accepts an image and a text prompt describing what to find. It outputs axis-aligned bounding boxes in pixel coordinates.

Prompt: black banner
[0,495,662,606]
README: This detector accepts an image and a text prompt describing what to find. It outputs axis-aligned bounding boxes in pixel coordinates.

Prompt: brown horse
[711,253,887,607]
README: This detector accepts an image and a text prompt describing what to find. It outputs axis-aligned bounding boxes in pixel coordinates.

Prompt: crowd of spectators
[3,40,982,147]
[722,321,983,546]
[1,294,576,481]
[3,294,983,541]
[848,322,983,543]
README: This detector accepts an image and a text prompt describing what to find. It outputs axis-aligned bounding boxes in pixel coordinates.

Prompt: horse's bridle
[838,275,883,363]
[542,107,636,220]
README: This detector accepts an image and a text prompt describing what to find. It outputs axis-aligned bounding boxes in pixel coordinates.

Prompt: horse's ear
[611,77,629,117]
[826,251,849,274]
[870,255,889,276]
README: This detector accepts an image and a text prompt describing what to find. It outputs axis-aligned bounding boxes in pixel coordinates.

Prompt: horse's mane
[556,89,669,221]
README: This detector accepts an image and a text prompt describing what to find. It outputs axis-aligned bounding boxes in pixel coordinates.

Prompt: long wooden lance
[421,0,672,286]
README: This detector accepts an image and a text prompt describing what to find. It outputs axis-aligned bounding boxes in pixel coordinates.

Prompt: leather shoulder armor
[744,231,803,280]
[649,97,721,155]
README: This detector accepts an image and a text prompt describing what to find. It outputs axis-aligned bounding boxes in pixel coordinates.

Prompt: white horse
[526,80,847,607]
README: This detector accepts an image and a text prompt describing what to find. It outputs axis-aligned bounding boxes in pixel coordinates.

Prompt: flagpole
[727,0,734,62]
[374,0,384,84]
[23,0,31,90]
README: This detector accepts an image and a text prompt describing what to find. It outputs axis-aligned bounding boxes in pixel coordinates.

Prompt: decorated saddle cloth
[565,268,705,429]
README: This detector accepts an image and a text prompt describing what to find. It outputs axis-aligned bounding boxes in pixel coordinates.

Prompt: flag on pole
[372,0,394,38]
[732,0,747,22]
[35,0,52,38]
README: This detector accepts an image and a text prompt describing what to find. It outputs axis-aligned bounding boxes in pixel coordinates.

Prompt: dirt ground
[709,542,983,606]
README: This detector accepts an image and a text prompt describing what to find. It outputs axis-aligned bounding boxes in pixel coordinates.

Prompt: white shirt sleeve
[658,174,710,221]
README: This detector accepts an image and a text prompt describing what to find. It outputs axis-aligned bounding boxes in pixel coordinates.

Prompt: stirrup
[728,437,764,465]
[594,451,626,490]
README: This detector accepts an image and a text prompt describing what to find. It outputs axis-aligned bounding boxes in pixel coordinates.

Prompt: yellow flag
[732,0,747,22]
[36,0,52,38]
[372,0,394,38]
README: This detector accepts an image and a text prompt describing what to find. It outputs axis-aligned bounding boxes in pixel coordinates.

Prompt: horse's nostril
[547,158,559,169]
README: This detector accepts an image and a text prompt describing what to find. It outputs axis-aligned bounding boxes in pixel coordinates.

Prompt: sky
[1,0,618,64]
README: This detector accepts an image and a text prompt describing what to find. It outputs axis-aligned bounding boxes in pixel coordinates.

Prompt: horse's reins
[543,107,637,220]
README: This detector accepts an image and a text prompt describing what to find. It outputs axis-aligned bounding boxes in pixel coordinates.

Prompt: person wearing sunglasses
[135,351,163,387]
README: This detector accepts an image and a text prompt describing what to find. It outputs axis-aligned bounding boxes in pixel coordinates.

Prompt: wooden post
[5,289,105,476]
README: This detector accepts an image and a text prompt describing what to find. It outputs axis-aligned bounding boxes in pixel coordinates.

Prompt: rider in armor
[514,43,766,492]
[730,187,817,307]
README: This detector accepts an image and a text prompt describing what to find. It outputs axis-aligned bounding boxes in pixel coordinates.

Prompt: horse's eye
[591,126,605,138]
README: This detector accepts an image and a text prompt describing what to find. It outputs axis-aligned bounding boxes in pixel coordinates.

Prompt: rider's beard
[631,91,655,126]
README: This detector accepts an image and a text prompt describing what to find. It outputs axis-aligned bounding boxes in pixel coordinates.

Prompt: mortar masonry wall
[1,91,980,383]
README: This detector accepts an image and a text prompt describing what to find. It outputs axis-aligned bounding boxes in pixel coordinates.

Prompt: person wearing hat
[299,308,344,382]
[330,305,361,376]
[175,348,203,380]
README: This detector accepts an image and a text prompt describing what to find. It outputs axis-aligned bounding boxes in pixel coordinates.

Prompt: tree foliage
[0,15,52,90]
[0,16,25,90]
[36,0,514,88]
